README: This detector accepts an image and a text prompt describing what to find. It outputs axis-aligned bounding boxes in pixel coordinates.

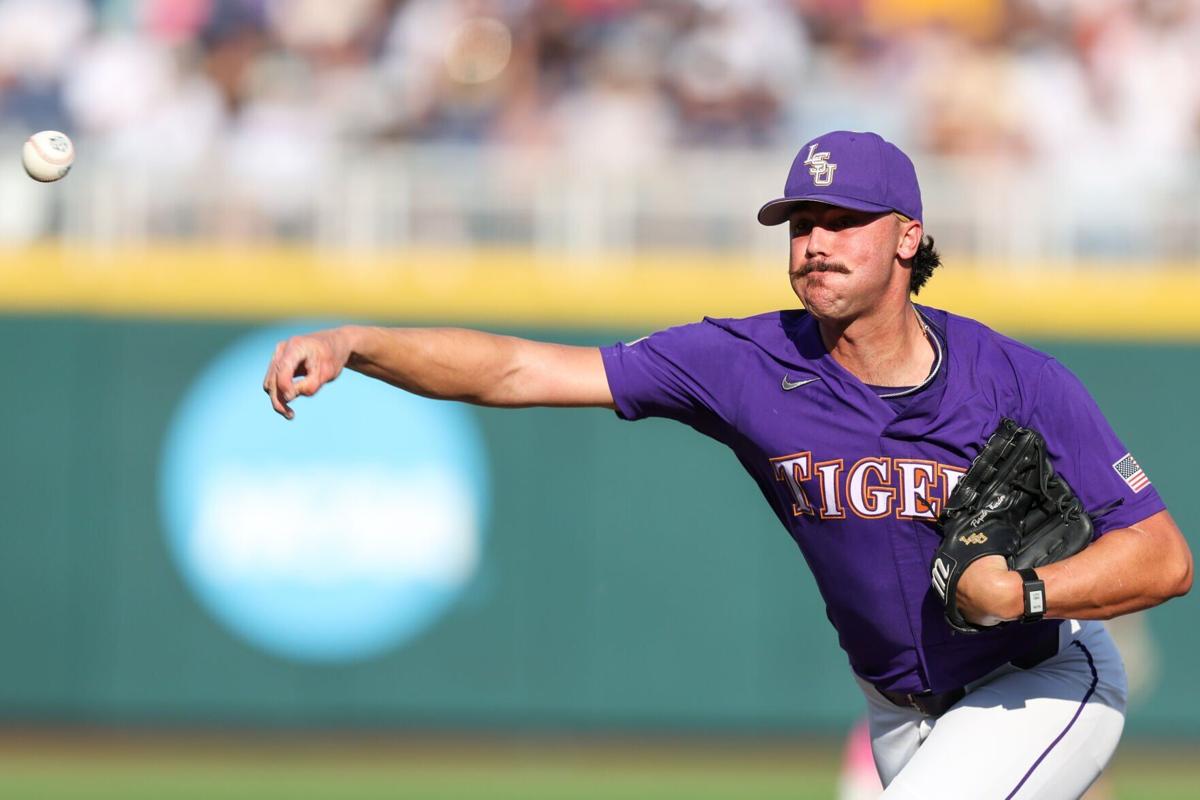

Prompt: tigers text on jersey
[600,305,1164,695]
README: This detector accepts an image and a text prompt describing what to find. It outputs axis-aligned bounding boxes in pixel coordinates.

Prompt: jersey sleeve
[600,319,744,441]
[1026,358,1166,536]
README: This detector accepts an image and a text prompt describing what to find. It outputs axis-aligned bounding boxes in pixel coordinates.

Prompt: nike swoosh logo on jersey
[782,375,821,391]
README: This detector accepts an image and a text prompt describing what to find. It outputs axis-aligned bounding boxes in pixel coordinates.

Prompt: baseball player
[262,130,1192,798]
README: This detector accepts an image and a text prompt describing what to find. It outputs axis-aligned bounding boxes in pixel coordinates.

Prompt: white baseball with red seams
[22,130,75,182]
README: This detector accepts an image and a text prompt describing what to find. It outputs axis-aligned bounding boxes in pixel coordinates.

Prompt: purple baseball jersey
[601,304,1165,695]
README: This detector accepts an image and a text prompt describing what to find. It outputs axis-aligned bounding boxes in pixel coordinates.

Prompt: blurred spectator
[550,12,673,171]
[663,0,808,147]
[0,0,92,133]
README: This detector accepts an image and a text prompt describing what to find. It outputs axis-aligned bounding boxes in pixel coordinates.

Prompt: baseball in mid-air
[22,131,75,183]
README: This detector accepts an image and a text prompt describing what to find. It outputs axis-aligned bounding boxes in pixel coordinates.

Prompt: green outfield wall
[0,313,1196,738]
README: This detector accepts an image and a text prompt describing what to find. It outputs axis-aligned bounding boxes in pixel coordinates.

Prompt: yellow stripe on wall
[0,244,1196,339]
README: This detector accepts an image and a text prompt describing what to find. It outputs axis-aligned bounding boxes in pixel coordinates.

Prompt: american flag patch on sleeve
[1112,453,1150,493]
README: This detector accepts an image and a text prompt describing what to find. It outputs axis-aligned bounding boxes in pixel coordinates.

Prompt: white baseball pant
[856,620,1127,800]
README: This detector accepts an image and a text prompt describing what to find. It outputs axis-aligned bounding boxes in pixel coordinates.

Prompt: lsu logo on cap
[804,143,837,186]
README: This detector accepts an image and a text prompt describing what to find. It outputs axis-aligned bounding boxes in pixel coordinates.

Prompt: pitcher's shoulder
[929,306,1055,369]
[701,309,812,340]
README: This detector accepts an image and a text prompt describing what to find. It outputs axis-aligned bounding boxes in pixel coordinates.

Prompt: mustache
[792,259,850,277]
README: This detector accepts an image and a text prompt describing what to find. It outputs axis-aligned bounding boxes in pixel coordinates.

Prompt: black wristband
[1019,567,1046,623]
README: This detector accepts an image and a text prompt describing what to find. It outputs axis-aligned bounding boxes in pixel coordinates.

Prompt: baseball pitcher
[262,131,1192,799]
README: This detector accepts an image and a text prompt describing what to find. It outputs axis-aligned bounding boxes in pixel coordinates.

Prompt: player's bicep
[1120,510,1191,570]
[598,321,741,432]
[505,342,615,408]
[1050,509,1192,608]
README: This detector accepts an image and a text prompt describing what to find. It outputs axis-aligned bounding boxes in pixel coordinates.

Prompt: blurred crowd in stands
[3,0,1198,161]
[1,0,1198,254]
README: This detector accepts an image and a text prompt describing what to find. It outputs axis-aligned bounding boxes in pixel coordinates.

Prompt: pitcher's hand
[263,327,354,419]
[955,555,1022,627]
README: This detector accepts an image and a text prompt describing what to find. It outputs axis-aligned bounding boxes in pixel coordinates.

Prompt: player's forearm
[341,325,613,408]
[341,325,526,405]
[1033,510,1192,619]
[972,510,1193,622]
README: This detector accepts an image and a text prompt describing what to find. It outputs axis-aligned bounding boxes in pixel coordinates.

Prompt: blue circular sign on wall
[159,324,489,663]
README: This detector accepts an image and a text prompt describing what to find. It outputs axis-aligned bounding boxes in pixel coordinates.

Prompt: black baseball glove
[931,418,1094,633]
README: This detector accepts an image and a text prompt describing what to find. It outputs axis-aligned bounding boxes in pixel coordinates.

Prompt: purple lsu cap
[757,131,922,226]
